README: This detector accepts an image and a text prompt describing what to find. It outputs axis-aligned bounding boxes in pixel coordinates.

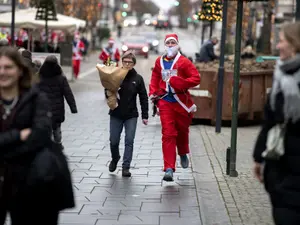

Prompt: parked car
[138,31,159,54]
[123,16,138,27]
[121,36,149,58]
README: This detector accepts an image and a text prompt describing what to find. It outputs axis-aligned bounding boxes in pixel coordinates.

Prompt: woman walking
[38,55,78,150]
[253,22,300,225]
[0,46,69,224]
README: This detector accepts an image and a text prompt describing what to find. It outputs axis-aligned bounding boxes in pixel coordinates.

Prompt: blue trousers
[109,116,138,169]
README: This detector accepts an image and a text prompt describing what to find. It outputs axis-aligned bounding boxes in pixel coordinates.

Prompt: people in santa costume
[72,34,85,79]
[149,33,201,182]
[99,38,120,66]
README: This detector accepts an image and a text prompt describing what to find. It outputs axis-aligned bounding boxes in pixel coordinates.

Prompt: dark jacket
[38,62,77,124]
[253,60,300,209]
[198,40,218,62]
[108,68,148,120]
[0,87,74,210]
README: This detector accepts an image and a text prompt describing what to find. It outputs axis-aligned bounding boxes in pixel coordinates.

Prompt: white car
[124,16,138,27]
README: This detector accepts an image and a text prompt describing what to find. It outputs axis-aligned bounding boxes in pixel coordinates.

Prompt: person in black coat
[38,55,78,150]
[0,46,73,224]
[198,37,219,62]
[253,22,300,225]
[107,50,148,177]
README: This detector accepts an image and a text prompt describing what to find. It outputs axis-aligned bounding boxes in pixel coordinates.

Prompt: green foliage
[198,0,222,22]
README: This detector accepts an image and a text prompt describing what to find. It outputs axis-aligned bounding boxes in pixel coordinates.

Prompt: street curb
[190,126,232,225]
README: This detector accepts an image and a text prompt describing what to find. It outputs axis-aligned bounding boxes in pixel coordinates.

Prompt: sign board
[32,52,73,81]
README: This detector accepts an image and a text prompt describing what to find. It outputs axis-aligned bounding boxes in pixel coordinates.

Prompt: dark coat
[0,87,74,211]
[38,62,77,124]
[253,61,300,209]
[198,40,218,62]
[108,68,149,120]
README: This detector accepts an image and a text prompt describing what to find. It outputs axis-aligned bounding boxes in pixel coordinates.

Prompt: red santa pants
[72,59,81,78]
[158,99,192,172]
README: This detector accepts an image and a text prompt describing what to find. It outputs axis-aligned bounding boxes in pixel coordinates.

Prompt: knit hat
[164,33,179,44]
[122,49,136,64]
[108,37,115,44]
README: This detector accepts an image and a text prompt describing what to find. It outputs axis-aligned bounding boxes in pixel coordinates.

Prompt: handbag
[262,123,286,160]
[27,141,75,210]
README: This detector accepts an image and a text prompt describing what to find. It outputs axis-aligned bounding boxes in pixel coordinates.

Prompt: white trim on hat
[165,37,178,43]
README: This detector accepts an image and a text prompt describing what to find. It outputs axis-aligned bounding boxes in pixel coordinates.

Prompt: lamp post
[296,0,300,21]
[229,0,243,177]
[215,0,228,133]
[11,0,16,46]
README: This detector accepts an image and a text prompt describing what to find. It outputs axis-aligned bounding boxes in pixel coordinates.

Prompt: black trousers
[0,171,59,225]
[0,209,59,225]
[273,207,300,225]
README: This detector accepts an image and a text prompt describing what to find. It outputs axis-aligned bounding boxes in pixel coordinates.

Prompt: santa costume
[72,34,85,79]
[149,33,201,181]
[99,38,120,66]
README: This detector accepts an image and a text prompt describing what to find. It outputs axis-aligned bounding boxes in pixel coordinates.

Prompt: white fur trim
[165,37,178,43]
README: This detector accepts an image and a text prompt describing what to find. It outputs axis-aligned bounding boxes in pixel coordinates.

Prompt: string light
[198,0,222,22]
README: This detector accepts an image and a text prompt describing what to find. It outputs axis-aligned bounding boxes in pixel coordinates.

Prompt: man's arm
[149,58,161,97]
[207,43,218,60]
[169,59,201,90]
[138,76,149,120]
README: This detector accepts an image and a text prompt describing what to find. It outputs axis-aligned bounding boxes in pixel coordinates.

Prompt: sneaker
[180,154,189,169]
[163,168,174,182]
[109,156,120,172]
[122,168,131,177]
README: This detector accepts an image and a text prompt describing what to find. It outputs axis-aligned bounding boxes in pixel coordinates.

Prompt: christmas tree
[198,0,222,21]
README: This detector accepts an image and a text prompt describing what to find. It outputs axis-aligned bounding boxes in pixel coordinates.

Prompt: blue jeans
[109,116,138,169]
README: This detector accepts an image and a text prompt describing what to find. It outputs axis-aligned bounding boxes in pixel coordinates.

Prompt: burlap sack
[96,64,128,91]
[96,64,128,110]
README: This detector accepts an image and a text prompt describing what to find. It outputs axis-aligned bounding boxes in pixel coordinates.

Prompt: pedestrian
[38,55,78,150]
[198,36,219,62]
[0,46,61,224]
[108,50,148,177]
[99,38,120,66]
[253,22,300,225]
[72,33,85,79]
[149,33,201,181]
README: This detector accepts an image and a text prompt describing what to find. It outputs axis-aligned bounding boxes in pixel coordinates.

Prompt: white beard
[165,45,179,57]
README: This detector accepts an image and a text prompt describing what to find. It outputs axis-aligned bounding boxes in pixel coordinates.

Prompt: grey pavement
[59,26,273,225]
[6,26,273,225]
[197,126,273,225]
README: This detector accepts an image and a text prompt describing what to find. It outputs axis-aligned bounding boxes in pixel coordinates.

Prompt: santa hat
[108,37,115,44]
[164,33,179,44]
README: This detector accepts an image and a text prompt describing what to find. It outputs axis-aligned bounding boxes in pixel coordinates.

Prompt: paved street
[4,26,275,225]
[57,26,274,225]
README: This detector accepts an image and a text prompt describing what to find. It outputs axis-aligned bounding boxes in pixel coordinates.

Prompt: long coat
[0,87,74,211]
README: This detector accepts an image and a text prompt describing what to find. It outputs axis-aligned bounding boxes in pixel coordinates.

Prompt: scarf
[270,54,300,123]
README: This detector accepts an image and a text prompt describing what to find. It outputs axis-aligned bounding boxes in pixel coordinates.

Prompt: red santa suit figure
[72,34,85,79]
[99,38,120,65]
[149,34,201,182]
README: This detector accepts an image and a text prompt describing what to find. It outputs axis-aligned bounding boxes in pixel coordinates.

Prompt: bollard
[226,147,230,175]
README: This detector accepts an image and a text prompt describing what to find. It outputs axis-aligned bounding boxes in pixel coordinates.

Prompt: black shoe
[109,157,120,172]
[122,168,131,177]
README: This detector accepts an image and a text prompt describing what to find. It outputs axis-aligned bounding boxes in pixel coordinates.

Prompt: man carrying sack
[96,50,148,177]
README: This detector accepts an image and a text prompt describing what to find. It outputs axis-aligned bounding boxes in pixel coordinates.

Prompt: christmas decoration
[198,0,222,21]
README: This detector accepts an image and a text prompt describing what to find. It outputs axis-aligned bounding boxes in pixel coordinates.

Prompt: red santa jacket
[149,53,201,113]
[72,40,85,60]
[99,47,120,64]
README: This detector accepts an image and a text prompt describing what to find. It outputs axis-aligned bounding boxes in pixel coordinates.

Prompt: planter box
[190,69,274,123]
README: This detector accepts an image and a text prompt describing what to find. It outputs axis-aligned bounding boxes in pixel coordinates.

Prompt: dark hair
[0,46,32,90]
